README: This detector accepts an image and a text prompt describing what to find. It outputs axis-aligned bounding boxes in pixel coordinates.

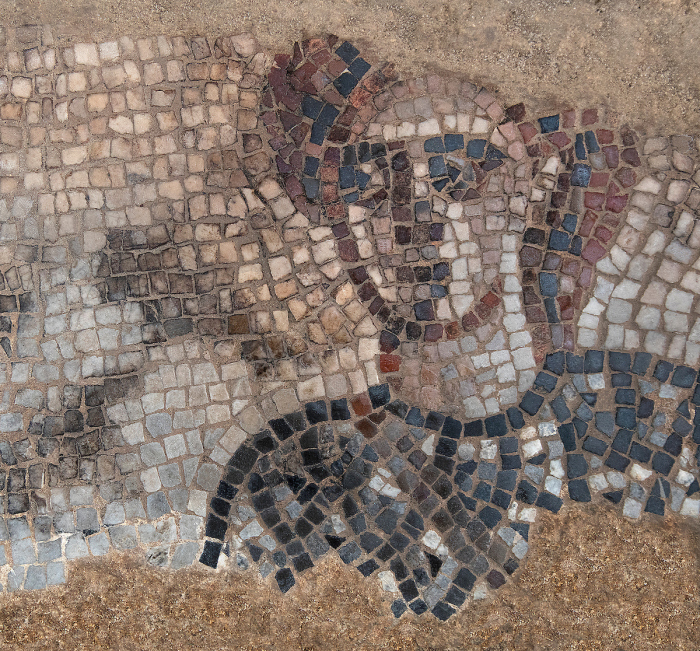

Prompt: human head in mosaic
[0,28,698,618]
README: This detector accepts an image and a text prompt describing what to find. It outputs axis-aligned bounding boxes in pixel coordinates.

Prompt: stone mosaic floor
[0,25,698,621]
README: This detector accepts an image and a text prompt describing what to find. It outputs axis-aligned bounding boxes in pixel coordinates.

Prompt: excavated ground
[0,505,698,651]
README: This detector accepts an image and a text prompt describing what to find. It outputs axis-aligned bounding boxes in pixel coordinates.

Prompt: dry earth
[0,505,698,651]
[1,0,700,134]
[0,1,699,648]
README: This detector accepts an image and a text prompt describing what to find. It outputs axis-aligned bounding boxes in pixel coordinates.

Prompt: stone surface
[0,25,694,631]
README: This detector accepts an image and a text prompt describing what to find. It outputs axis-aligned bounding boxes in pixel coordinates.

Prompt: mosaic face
[0,28,697,620]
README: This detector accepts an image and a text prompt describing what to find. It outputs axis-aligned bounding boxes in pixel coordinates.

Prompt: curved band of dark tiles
[200,382,536,620]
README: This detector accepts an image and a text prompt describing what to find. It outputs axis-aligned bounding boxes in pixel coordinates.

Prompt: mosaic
[0,26,698,620]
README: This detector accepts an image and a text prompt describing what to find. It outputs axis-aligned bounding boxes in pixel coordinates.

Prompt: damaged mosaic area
[0,26,698,620]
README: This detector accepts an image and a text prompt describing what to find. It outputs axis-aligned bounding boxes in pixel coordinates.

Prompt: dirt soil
[2,0,700,134]
[0,504,698,651]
